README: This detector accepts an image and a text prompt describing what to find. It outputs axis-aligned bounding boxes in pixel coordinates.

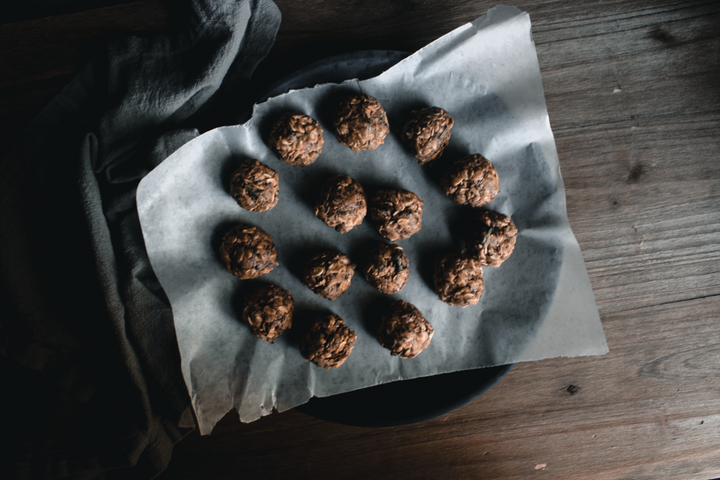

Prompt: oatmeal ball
[441,154,500,207]
[377,300,434,359]
[467,210,518,267]
[301,251,355,300]
[242,284,293,343]
[363,242,410,294]
[268,113,324,166]
[400,107,454,164]
[219,224,278,280]
[301,313,357,369]
[333,94,390,151]
[369,189,424,241]
[434,252,484,307]
[314,175,367,233]
[229,159,279,212]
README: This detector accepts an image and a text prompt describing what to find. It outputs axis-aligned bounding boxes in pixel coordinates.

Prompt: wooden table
[3,1,720,478]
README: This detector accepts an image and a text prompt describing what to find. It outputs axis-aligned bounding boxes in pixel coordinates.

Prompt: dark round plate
[257,51,514,427]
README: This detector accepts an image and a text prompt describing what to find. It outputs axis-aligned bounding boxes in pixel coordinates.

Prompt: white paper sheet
[137,5,608,434]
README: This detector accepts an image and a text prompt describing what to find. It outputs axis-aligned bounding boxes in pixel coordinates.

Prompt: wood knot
[560,384,580,395]
[628,164,644,184]
[648,27,675,44]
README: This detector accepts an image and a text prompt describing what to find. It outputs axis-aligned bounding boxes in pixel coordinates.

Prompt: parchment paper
[137,5,608,434]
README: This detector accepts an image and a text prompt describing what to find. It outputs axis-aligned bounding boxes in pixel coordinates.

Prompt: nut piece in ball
[229,159,279,212]
[467,210,518,267]
[219,224,278,280]
[268,113,324,166]
[400,107,454,164]
[363,242,410,294]
[441,154,499,207]
[242,284,293,343]
[314,174,367,233]
[377,300,434,359]
[434,253,484,307]
[333,94,390,151]
[369,189,424,241]
[301,313,357,369]
[301,251,355,300]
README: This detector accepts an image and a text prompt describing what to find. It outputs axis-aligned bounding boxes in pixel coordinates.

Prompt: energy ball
[229,159,279,212]
[301,313,357,369]
[434,252,484,307]
[441,154,500,207]
[314,174,367,233]
[363,242,410,294]
[219,224,278,280]
[400,107,454,164]
[268,113,324,166]
[467,210,518,267]
[333,94,390,151]
[242,284,293,343]
[369,189,424,241]
[301,251,355,300]
[377,300,434,359]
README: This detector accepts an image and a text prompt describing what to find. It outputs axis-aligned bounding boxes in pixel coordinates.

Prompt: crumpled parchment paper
[137,5,608,434]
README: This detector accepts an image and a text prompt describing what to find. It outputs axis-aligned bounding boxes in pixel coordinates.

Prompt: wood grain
[2,0,719,479]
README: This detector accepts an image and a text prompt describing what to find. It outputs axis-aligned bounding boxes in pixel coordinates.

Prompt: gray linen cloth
[0,1,280,478]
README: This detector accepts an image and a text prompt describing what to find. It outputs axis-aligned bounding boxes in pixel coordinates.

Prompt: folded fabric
[0,1,280,478]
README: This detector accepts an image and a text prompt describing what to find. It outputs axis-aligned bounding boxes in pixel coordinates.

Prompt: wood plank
[158,296,720,479]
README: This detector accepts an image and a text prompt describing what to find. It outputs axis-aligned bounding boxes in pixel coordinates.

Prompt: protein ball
[377,300,434,359]
[301,251,355,300]
[363,242,410,294]
[301,313,357,369]
[467,210,518,267]
[441,154,500,207]
[314,175,367,233]
[242,284,293,343]
[400,107,454,164]
[369,189,424,241]
[219,224,278,280]
[434,252,484,307]
[229,159,279,212]
[333,94,390,151]
[268,113,324,166]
